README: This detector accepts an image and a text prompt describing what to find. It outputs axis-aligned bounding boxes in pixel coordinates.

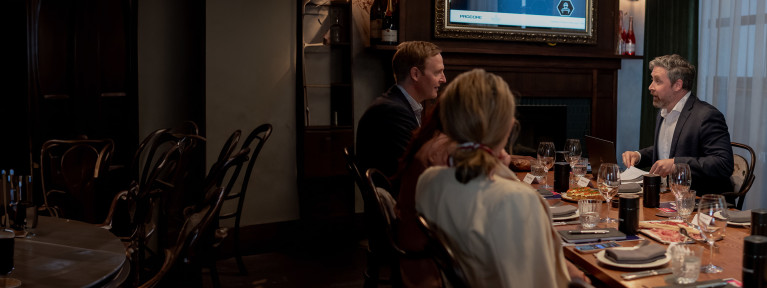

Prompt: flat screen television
[435,0,597,44]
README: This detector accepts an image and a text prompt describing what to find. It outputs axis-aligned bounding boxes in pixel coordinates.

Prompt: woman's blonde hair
[439,69,516,183]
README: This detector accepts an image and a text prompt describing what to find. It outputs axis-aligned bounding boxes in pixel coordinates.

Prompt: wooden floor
[199,240,383,288]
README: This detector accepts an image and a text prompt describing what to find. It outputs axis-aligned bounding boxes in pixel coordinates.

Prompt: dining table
[519,171,750,288]
[5,216,129,287]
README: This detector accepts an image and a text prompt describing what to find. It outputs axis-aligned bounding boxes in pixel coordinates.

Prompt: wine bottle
[616,10,625,55]
[381,0,398,45]
[369,0,383,45]
[626,15,636,56]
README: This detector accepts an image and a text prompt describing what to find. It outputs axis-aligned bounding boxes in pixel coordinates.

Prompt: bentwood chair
[209,123,272,286]
[40,138,115,223]
[138,148,249,287]
[343,147,391,287]
[365,168,429,287]
[724,142,756,210]
[416,214,469,288]
[101,125,206,286]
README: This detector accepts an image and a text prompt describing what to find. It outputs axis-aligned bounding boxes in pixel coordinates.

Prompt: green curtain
[639,0,699,149]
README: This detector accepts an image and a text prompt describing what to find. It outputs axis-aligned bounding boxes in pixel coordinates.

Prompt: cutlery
[620,268,672,280]
[553,220,580,226]
[679,227,719,248]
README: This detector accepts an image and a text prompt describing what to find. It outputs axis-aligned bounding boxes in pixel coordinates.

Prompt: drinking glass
[537,142,556,189]
[530,161,547,186]
[578,199,601,229]
[564,139,582,184]
[676,190,696,223]
[670,163,692,220]
[697,194,727,273]
[14,176,35,238]
[572,159,588,182]
[597,163,620,223]
[670,243,703,284]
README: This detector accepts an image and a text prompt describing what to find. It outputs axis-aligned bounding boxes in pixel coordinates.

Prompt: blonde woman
[415,69,588,287]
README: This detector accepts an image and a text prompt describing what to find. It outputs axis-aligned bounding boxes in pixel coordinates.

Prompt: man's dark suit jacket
[637,94,734,195]
[356,85,419,184]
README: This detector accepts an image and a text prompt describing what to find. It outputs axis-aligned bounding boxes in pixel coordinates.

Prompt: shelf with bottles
[368,0,399,48]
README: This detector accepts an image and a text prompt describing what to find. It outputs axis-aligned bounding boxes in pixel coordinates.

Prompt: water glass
[578,199,601,229]
[676,190,696,223]
[530,161,547,186]
[572,159,588,180]
[670,243,703,284]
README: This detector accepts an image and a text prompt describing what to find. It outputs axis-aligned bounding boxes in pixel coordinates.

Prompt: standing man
[622,54,733,195]
[356,41,446,194]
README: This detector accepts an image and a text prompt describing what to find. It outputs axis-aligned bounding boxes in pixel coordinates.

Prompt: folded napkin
[605,244,667,264]
[728,210,751,223]
[550,205,577,217]
[619,183,641,193]
[538,188,553,196]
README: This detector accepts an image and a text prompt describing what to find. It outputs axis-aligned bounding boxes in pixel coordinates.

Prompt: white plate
[714,211,750,227]
[595,247,670,269]
[552,209,580,221]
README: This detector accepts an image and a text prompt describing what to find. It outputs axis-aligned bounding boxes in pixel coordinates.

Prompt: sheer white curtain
[699,0,767,210]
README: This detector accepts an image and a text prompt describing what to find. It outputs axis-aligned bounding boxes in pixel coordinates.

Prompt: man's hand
[622,151,640,167]
[649,158,675,177]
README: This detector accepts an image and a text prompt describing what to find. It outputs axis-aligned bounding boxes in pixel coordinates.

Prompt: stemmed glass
[670,163,692,220]
[676,190,696,223]
[597,163,620,223]
[537,142,556,189]
[697,194,727,273]
[564,139,582,184]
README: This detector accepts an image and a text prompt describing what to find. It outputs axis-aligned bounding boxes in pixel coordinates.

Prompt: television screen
[435,0,596,44]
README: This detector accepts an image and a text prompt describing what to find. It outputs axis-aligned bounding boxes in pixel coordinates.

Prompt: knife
[620,268,672,280]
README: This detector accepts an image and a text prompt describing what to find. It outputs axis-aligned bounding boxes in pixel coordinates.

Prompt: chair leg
[233,226,247,275]
[209,261,221,288]
[363,250,380,288]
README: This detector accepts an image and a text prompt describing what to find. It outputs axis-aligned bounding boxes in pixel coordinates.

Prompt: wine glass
[697,194,727,273]
[537,142,556,189]
[564,139,582,184]
[597,163,620,223]
[670,163,692,220]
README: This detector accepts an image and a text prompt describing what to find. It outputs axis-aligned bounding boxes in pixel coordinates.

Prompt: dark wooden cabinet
[297,0,355,236]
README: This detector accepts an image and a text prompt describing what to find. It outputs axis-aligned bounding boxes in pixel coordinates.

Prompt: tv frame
[434,0,598,44]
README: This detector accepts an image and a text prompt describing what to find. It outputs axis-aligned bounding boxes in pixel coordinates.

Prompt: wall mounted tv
[435,0,596,44]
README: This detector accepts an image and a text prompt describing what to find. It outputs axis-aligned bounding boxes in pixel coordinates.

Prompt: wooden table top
[520,171,748,288]
[10,216,128,287]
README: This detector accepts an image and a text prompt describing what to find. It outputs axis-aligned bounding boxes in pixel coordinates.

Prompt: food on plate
[565,187,602,201]
[639,221,703,243]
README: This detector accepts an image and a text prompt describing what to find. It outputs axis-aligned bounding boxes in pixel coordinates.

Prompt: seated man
[356,41,446,196]
[622,54,733,195]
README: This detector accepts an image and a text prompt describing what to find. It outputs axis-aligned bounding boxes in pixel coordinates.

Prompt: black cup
[0,230,13,274]
[742,235,767,288]
[752,209,767,237]
[619,195,640,236]
[642,174,660,208]
[553,162,570,192]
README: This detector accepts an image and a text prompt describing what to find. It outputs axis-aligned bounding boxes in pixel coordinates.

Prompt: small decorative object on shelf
[625,15,636,56]
[381,0,397,45]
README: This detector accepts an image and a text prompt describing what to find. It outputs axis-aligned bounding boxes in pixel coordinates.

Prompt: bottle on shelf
[330,14,343,44]
[381,0,398,45]
[616,10,625,55]
[625,15,636,56]
[369,0,383,45]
